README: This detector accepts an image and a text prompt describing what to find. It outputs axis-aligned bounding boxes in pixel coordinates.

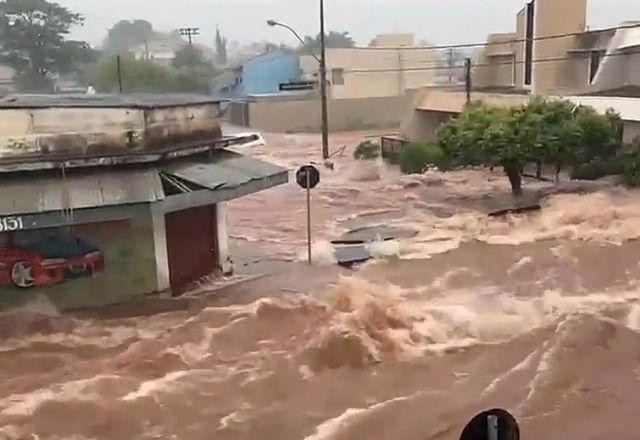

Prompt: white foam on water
[0,375,123,417]
[626,304,640,331]
[121,370,212,401]
[303,393,421,440]
[483,350,539,396]
[302,276,640,366]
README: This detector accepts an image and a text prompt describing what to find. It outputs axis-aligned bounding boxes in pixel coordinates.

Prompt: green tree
[103,19,155,54]
[172,46,213,70]
[300,31,355,54]
[215,28,227,65]
[437,98,620,195]
[0,0,93,91]
[90,55,212,94]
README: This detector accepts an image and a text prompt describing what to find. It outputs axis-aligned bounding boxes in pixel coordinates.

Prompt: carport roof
[0,150,288,216]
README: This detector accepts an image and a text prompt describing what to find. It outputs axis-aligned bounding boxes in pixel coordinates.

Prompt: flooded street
[3,131,640,439]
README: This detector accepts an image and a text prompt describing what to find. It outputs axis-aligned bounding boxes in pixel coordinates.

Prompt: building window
[524,0,535,86]
[590,50,604,83]
[332,68,345,85]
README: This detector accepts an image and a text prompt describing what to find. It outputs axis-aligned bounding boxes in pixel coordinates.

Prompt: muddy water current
[2,132,640,439]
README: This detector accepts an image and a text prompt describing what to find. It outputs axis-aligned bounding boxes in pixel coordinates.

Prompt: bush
[353,141,380,160]
[624,151,640,187]
[400,142,451,174]
[571,157,625,180]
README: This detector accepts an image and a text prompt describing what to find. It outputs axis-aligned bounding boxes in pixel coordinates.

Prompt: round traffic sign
[296,165,320,189]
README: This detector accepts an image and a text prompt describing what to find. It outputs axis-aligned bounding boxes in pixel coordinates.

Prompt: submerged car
[0,235,104,288]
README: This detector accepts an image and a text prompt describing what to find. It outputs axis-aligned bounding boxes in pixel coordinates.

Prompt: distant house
[474,0,640,96]
[130,36,216,67]
[131,39,182,66]
[299,34,438,99]
[212,50,300,98]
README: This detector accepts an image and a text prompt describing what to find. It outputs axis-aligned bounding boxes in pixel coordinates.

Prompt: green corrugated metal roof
[162,150,287,191]
[0,150,288,216]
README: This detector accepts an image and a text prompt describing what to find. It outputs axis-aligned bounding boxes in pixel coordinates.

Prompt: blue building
[214,51,300,98]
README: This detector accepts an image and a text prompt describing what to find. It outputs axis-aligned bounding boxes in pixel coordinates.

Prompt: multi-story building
[474,0,640,95]
[300,34,438,99]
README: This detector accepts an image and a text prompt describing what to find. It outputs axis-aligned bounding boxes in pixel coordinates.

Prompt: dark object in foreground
[460,408,520,440]
[488,204,542,217]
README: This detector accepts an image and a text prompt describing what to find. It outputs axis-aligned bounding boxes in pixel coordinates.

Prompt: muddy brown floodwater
[3,131,640,439]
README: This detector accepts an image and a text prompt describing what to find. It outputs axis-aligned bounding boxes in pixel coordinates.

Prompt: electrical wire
[342,46,640,74]
[344,22,640,51]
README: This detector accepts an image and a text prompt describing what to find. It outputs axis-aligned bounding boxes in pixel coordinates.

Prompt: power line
[344,22,640,52]
[342,46,640,74]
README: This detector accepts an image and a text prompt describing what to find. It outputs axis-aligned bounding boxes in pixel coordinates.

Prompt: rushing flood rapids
[3,131,640,439]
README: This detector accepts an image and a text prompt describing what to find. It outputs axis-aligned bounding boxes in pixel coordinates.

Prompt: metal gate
[165,204,218,293]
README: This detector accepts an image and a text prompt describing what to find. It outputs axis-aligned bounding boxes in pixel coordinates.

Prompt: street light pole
[267,2,330,160]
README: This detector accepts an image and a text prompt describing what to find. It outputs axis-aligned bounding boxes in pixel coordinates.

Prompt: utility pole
[116,55,123,93]
[179,27,200,45]
[319,0,329,160]
[465,58,472,104]
[267,12,329,160]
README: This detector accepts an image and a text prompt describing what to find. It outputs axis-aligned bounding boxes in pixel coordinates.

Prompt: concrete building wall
[593,46,640,92]
[532,0,587,93]
[242,52,300,95]
[515,8,526,88]
[0,203,158,311]
[370,34,415,47]
[0,102,222,160]
[624,120,640,143]
[301,47,437,99]
[400,110,456,143]
[245,96,410,132]
[475,33,517,89]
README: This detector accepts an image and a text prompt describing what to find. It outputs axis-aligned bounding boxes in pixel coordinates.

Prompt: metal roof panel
[0,169,164,216]
[164,150,288,191]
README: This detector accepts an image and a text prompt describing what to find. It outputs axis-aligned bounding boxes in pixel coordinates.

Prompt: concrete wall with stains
[243,95,412,133]
[0,102,221,161]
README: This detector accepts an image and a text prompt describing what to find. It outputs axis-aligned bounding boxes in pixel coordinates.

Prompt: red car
[0,235,104,288]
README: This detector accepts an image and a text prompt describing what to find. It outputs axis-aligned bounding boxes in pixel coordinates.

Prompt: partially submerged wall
[238,96,412,133]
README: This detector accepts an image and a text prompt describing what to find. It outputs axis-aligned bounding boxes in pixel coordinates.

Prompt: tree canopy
[437,98,622,195]
[90,55,213,94]
[300,31,355,54]
[172,46,214,71]
[0,0,93,91]
[215,28,227,65]
[103,19,156,54]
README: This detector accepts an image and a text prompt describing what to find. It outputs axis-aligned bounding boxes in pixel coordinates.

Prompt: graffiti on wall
[0,231,104,289]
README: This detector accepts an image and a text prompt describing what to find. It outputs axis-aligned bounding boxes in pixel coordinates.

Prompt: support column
[216,202,233,274]
[150,203,171,292]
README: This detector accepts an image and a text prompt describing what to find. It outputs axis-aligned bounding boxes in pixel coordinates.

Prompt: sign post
[296,165,320,264]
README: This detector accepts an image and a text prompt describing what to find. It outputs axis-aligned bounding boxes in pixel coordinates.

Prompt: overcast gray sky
[58,0,640,48]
